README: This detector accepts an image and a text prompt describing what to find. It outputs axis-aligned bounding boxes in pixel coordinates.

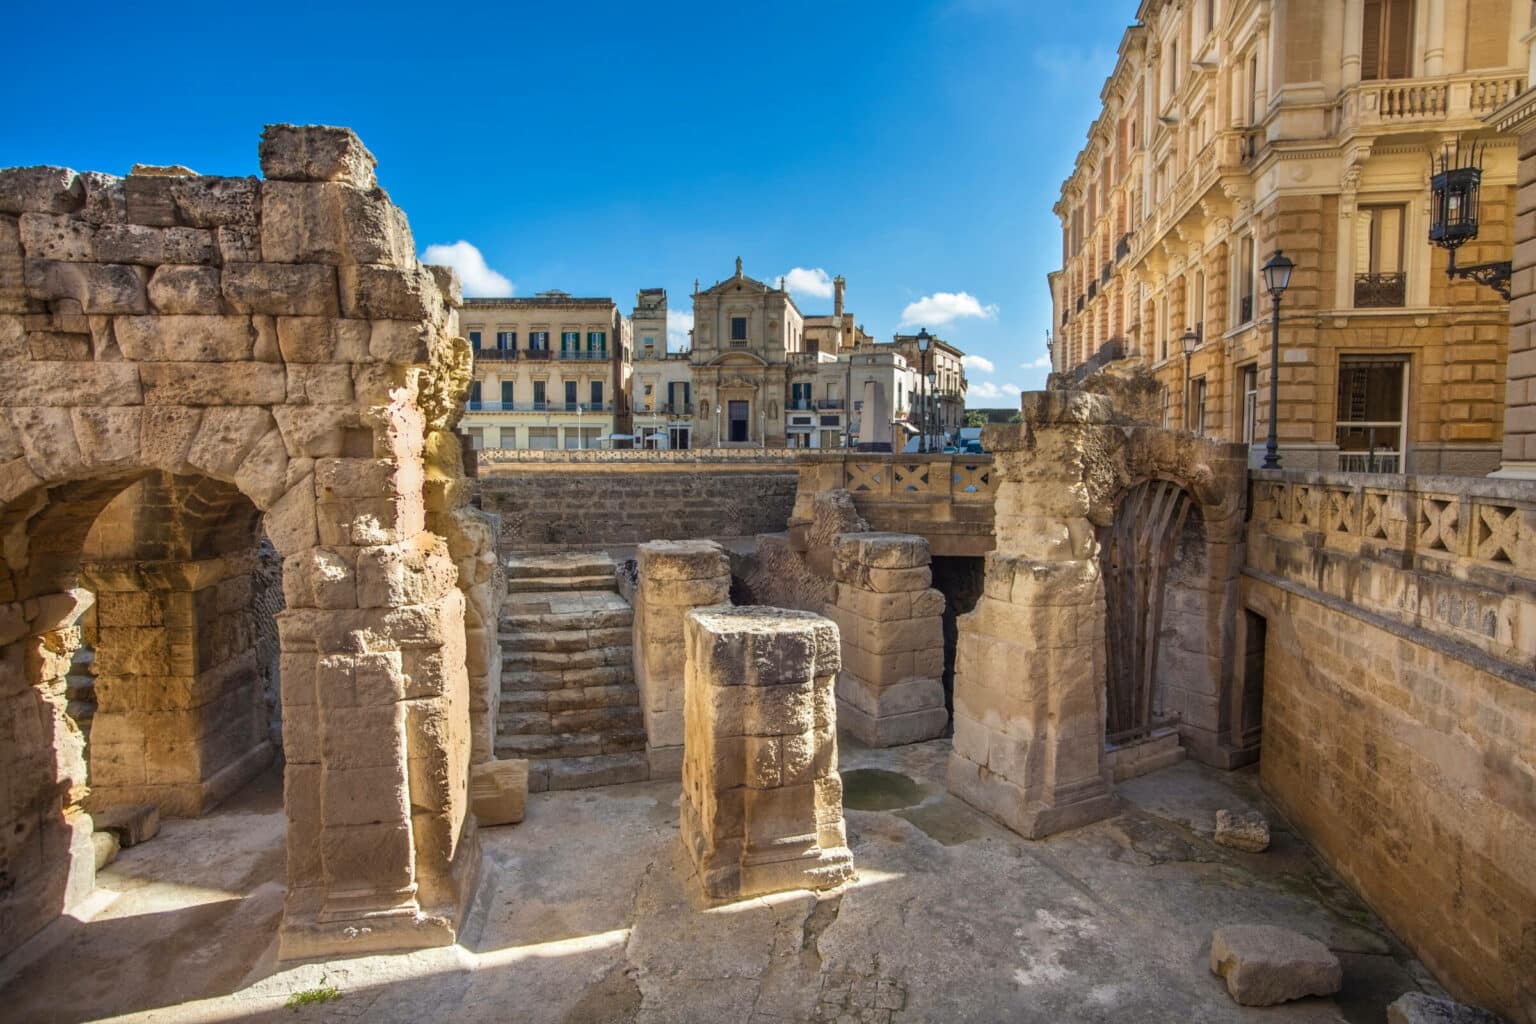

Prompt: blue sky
[1,1,1129,406]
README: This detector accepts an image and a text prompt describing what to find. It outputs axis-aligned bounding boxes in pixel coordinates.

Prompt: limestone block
[1214,809,1271,853]
[216,224,261,263]
[23,260,147,314]
[259,124,378,188]
[115,315,255,362]
[1208,925,1342,1007]
[470,758,527,826]
[170,176,259,227]
[140,361,285,406]
[638,540,732,581]
[19,211,95,261]
[680,605,853,901]
[836,532,930,570]
[276,316,370,364]
[340,188,415,267]
[222,261,339,316]
[355,536,457,609]
[0,166,81,215]
[287,364,354,405]
[340,263,438,321]
[91,830,120,870]
[863,565,933,593]
[1386,993,1507,1024]
[426,265,461,306]
[147,264,222,314]
[273,404,361,458]
[95,223,216,265]
[260,181,345,265]
[122,176,179,227]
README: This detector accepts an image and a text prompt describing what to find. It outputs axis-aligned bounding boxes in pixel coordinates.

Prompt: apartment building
[629,289,697,448]
[460,291,632,449]
[1051,0,1525,474]
[889,332,968,441]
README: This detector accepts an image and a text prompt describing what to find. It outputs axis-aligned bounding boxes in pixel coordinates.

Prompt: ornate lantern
[1428,140,1511,299]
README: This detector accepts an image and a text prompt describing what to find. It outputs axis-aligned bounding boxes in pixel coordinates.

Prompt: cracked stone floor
[0,740,1446,1023]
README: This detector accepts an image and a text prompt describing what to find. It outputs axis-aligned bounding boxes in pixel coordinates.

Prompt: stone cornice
[1487,87,1536,136]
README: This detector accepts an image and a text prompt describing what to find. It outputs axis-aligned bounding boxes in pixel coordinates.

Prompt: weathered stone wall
[0,124,488,961]
[1245,470,1536,1022]
[476,450,798,552]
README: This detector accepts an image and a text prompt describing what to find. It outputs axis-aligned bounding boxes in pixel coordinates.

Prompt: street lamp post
[916,328,932,453]
[1180,328,1199,432]
[926,369,938,450]
[1260,249,1294,469]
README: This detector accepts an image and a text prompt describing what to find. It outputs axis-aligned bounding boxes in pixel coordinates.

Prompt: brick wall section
[1245,470,1536,1023]
[476,450,799,552]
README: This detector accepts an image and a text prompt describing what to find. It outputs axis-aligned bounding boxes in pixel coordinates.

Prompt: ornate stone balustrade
[789,453,997,558]
[1333,72,1526,135]
[1247,469,1536,673]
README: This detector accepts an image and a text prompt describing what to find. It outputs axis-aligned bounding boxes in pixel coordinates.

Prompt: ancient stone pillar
[948,392,1116,838]
[825,532,948,746]
[680,606,854,900]
[632,540,730,778]
[84,556,274,817]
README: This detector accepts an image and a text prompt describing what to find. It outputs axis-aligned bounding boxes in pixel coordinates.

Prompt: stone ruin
[0,124,502,961]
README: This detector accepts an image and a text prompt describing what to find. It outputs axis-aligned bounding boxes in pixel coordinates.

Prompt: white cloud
[967,381,1022,402]
[667,309,694,350]
[419,240,514,298]
[1021,354,1052,370]
[962,353,995,374]
[780,267,835,300]
[900,291,999,327]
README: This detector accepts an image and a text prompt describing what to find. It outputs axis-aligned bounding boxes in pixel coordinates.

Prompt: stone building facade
[690,259,805,447]
[628,287,695,448]
[459,292,632,450]
[1051,0,1527,475]
[889,332,967,442]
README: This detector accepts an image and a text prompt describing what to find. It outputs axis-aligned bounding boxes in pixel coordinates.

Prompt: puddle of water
[842,768,925,811]
[896,799,986,846]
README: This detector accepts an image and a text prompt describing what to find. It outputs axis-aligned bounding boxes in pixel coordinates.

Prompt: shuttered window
[1362,0,1415,80]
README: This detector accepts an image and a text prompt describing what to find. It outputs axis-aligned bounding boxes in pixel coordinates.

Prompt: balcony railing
[523,348,553,360]
[472,348,518,361]
[1335,73,1525,135]
[467,401,614,413]
[1354,272,1407,308]
[638,402,694,416]
[816,399,844,410]
[558,350,610,361]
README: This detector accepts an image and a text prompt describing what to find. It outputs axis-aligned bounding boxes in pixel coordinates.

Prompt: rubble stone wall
[0,124,491,961]
[1246,470,1536,1023]
[477,452,798,552]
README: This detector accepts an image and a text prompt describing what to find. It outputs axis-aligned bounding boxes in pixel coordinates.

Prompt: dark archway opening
[930,555,985,719]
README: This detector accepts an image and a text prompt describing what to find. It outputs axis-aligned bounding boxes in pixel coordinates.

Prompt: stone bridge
[788,452,997,558]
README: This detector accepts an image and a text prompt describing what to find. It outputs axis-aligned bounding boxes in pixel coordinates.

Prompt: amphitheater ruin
[0,126,1530,1024]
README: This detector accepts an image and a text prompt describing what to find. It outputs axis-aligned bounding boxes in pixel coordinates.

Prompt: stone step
[499,607,633,633]
[501,645,632,674]
[497,705,645,738]
[494,727,646,761]
[500,683,641,715]
[501,664,635,693]
[507,574,617,594]
[505,552,616,580]
[502,626,632,654]
[526,751,650,793]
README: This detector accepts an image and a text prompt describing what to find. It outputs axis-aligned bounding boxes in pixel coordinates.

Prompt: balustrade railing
[1353,272,1407,308]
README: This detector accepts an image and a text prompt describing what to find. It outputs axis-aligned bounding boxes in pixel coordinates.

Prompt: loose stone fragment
[1214,808,1271,852]
[470,758,529,826]
[1387,993,1507,1024]
[1209,925,1342,1006]
[92,804,161,848]
[92,830,120,870]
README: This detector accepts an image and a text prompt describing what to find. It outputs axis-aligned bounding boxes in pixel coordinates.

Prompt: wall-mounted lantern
[1428,140,1512,300]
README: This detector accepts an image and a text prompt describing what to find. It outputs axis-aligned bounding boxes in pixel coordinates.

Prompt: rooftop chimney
[834,275,846,318]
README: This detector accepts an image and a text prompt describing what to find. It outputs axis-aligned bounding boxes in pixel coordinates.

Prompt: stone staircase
[496,552,649,792]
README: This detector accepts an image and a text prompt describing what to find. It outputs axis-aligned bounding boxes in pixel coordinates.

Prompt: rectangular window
[527,427,558,450]
[1354,204,1407,307]
[564,380,578,410]
[1335,355,1408,472]
[533,380,546,409]
[464,427,484,450]
[468,330,482,351]
[730,317,748,342]
[643,335,656,350]
[669,426,691,450]
[590,381,603,408]
[468,381,481,409]
[561,331,580,352]
[500,381,513,408]
[1237,235,1255,324]
[1191,376,1207,435]
[791,382,812,409]
[1241,364,1259,444]
[587,331,606,353]
[496,330,516,351]
[1362,0,1415,81]
[529,331,549,351]
[1246,53,1258,125]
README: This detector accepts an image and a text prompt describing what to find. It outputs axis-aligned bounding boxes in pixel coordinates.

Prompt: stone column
[825,532,948,746]
[947,392,1115,838]
[680,606,854,900]
[633,540,731,778]
[84,556,274,817]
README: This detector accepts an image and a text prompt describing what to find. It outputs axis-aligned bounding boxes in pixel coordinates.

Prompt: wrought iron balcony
[472,348,518,361]
[558,350,610,361]
[1354,272,1407,308]
[523,348,553,360]
[816,399,844,410]
[466,401,614,413]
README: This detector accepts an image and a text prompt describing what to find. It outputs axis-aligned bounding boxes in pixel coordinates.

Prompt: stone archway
[0,124,494,961]
[948,390,1247,839]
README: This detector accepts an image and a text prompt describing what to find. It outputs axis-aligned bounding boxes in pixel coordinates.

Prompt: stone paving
[0,741,1445,1023]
